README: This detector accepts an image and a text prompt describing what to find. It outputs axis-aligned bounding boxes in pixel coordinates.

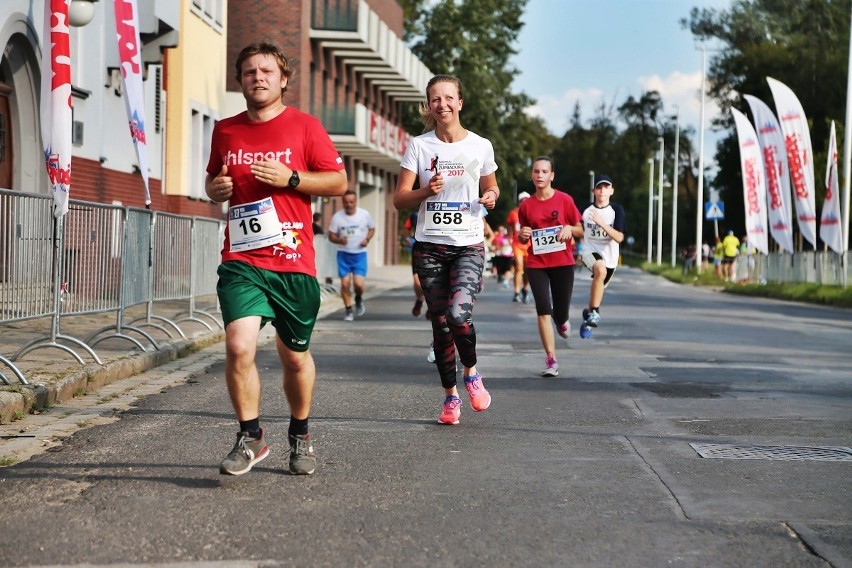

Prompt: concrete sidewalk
[0,264,412,424]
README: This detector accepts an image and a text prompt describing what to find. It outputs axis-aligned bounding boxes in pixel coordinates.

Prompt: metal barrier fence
[0,189,225,385]
[733,251,849,285]
[314,235,337,284]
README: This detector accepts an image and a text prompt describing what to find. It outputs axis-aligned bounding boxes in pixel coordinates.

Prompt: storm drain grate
[690,443,852,462]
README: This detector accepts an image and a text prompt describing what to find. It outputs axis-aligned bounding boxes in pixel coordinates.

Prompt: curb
[0,286,353,425]
[0,330,226,424]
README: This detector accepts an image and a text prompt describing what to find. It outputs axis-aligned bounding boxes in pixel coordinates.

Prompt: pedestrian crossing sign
[705,200,724,221]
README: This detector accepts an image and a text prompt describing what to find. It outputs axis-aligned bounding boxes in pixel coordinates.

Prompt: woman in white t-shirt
[393,74,499,426]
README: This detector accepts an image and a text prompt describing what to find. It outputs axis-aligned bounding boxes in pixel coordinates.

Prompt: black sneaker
[512,293,520,302]
[521,289,529,304]
[220,430,269,475]
[289,433,317,475]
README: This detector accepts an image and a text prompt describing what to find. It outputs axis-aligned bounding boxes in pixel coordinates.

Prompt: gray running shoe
[220,430,269,476]
[355,298,366,316]
[289,433,317,475]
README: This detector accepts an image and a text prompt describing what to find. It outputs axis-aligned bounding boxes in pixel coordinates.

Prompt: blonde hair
[420,75,464,133]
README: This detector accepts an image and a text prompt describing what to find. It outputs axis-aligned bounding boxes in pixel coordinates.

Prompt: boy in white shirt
[580,175,626,338]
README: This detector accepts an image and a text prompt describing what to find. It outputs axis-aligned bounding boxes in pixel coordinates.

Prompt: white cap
[518,191,531,201]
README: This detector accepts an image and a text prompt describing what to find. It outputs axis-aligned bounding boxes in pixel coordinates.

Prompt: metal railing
[0,189,225,385]
[732,251,849,285]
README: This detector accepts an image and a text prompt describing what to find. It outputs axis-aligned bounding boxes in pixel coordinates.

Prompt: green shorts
[217,261,320,352]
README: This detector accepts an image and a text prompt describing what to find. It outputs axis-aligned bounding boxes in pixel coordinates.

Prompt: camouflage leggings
[413,241,485,389]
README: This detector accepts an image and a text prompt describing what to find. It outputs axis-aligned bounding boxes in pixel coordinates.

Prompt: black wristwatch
[288,170,300,188]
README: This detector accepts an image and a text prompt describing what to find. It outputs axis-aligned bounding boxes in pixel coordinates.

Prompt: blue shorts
[337,250,368,278]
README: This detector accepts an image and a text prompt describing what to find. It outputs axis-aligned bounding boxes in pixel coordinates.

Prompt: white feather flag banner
[40,0,73,218]
[731,108,769,254]
[820,121,844,253]
[743,94,794,253]
[113,0,151,206]
[767,76,817,248]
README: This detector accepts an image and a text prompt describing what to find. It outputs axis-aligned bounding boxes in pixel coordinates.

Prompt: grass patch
[729,282,852,307]
[98,393,119,404]
[639,261,852,308]
[0,456,18,467]
[11,410,24,422]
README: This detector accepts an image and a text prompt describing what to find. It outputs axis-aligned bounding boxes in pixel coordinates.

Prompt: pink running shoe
[464,373,491,412]
[557,320,570,339]
[541,354,559,377]
[439,395,462,425]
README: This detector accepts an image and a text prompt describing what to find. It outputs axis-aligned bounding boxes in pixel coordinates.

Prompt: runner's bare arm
[250,160,347,197]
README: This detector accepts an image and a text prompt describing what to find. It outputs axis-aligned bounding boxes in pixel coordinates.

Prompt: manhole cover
[690,443,852,462]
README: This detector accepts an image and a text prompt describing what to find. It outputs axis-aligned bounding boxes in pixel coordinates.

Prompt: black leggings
[526,265,575,327]
[413,241,485,389]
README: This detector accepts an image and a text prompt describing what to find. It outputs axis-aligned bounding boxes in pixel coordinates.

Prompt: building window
[189,106,216,199]
[190,0,223,31]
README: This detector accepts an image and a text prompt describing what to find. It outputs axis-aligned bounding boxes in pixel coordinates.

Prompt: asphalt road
[0,267,850,568]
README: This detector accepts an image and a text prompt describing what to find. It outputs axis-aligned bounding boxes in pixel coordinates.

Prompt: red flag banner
[40,0,73,218]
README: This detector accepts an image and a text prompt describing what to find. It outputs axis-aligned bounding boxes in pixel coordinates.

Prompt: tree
[548,90,699,255]
[399,0,551,224]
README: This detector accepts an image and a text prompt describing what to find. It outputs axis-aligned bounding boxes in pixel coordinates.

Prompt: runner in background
[507,192,531,303]
[517,157,583,376]
[328,191,376,321]
[579,174,625,339]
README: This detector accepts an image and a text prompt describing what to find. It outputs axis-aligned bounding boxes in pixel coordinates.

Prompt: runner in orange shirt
[507,192,531,303]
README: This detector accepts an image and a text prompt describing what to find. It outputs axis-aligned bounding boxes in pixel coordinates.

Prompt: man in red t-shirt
[205,42,347,476]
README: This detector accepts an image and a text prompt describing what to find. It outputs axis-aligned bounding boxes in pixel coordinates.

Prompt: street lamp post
[69,0,98,27]
[695,45,706,274]
[647,158,654,263]
[589,170,595,204]
[656,136,664,265]
[671,108,680,268]
[842,8,852,285]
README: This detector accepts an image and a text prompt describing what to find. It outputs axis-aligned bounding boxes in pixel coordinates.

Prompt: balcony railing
[311,0,358,32]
